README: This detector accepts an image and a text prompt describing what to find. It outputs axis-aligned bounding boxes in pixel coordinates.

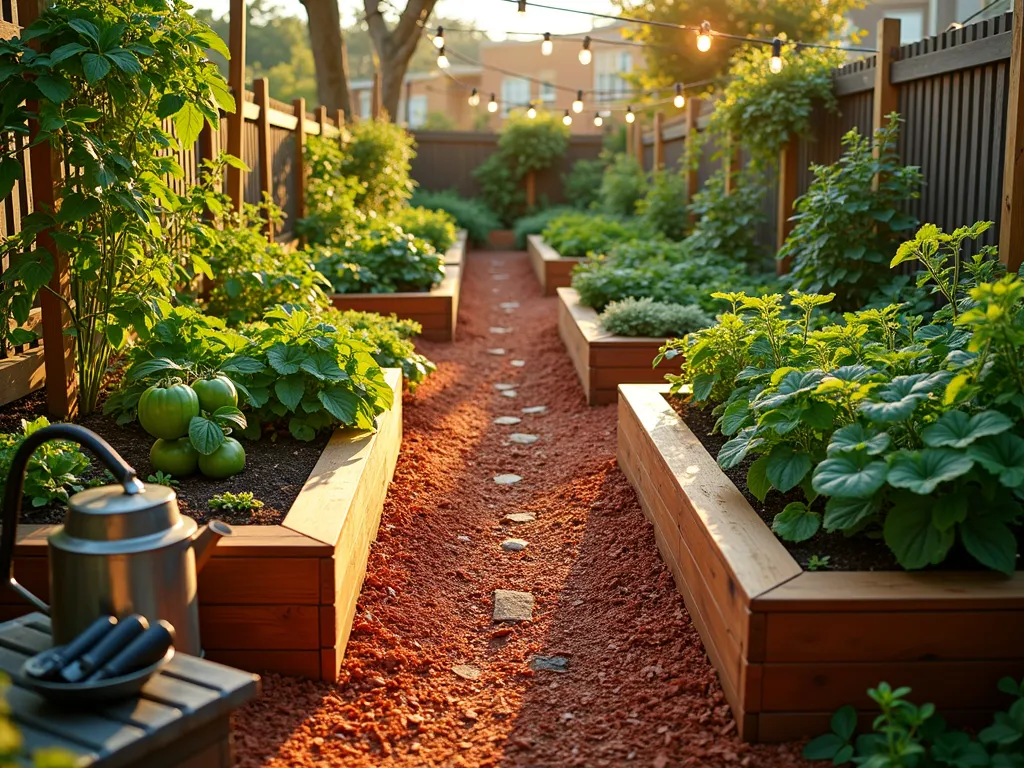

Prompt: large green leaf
[746,456,771,503]
[827,423,891,456]
[765,444,813,493]
[274,375,305,412]
[0,157,22,201]
[82,52,111,83]
[859,372,948,424]
[823,496,880,532]
[188,416,225,456]
[771,502,821,542]
[300,351,346,381]
[932,491,968,532]
[128,357,183,380]
[960,515,1017,575]
[886,449,974,495]
[173,102,205,148]
[34,75,73,103]
[812,453,888,499]
[691,372,718,402]
[720,400,750,436]
[717,426,761,470]
[800,401,835,431]
[266,342,307,374]
[921,410,1014,449]
[754,370,826,411]
[318,386,360,424]
[967,433,1024,488]
[883,502,954,569]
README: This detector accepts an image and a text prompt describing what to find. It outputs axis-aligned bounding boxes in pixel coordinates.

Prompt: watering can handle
[0,424,143,613]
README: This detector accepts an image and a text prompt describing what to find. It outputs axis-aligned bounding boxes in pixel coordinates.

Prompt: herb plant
[389,206,457,253]
[337,118,416,215]
[208,491,264,515]
[599,297,712,338]
[0,417,91,508]
[313,226,444,294]
[408,189,500,246]
[541,212,646,259]
[146,471,180,487]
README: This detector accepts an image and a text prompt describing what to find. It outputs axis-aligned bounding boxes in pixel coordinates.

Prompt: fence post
[633,115,643,167]
[317,105,328,133]
[776,135,800,274]
[653,112,664,170]
[226,0,246,211]
[253,77,273,241]
[872,17,900,190]
[17,0,77,418]
[685,97,701,223]
[723,134,740,195]
[335,109,345,131]
[371,72,382,119]
[293,98,307,232]
[999,0,1023,272]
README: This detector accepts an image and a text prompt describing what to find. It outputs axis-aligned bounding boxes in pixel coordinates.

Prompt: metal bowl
[18,647,174,706]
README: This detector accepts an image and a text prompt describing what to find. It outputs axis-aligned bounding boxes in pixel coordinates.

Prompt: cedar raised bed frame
[617,383,1024,742]
[329,231,466,342]
[527,235,584,297]
[2,369,404,681]
[557,287,672,405]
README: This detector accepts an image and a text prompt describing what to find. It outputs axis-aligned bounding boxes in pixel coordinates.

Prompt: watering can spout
[192,520,233,572]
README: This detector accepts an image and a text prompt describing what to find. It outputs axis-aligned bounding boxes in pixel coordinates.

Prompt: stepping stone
[494,383,516,391]
[487,348,506,356]
[493,590,534,622]
[530,655,569,673]
[494,474,522,485]
[452,665,482,680]
[494,416,522,426]
[500,390,518,398]
[500,302,520,310]
[505,512,535,523]
[457,535,471,542]
[511,360,526,368]
[489,327,513,334]
[492,274,509,280]
[509,433,539,445]
[522,406,547,414]
[501,538,528,552]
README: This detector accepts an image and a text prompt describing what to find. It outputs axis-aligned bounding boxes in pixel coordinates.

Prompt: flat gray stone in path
[492,273,509,281]
[494,474,522,485]
[452,664,482,680]
[504,512,535,523]
[500,302,520,309]
[487,348,506,355]
[511,360,526,368]
[501,538,528,552]
[530,655,569,673]
[494,383,516,391]
[522,405,547,414]
[493,590,534,622]
[501,390,518,399]
[494,416,522,426]
[489,327,513,334]
[509,433,539,445]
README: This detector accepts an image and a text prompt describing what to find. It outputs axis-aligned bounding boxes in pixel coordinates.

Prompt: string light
[572,90,583,113]
[527,105,537,118]
[770,37,784,73]
[541,32,553,56]
[562,109,573,126]
[517,0,527,13]
[468,88,480,106]
[696,21,712,52]
[487,93,498,113]
[578,36,592,65]
[437,47,450,69]
[673,83,685,108]
[432,26,444,49]
[625,105,635,123]
[593,112,603,127]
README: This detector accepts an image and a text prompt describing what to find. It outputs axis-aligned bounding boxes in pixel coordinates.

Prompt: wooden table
[0,613,260,767]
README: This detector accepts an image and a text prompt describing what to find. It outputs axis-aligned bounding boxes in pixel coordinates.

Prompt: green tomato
[150,438,199,477]
[198,438,246,480]
[138,383,200,440]
[191,376,238,413]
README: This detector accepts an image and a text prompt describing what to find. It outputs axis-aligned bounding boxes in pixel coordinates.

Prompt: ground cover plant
[659,221,1024,573]
[599,297,712,338]
[541,211,647,259]
[313,225,444,294]
[408,189,500,246]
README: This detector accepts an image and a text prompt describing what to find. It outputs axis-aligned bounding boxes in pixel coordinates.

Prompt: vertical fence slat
[873,18,901,192]
[999,0,1022,271]
[653,112,664,170]
[253,77,273,240]
[226,0,246,210]
[293,98,307,233]
[776,136,800,274]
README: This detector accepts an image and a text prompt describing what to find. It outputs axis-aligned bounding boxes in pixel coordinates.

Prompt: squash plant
[0,0,231,414]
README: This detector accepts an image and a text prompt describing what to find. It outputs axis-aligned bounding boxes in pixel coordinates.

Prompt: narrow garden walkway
[233,251,809,767]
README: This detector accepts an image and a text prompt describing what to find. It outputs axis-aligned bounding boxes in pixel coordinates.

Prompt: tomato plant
[138,383,200,441]
[197,438,246,479]
[150,438,199,477]
[192,376,238,413]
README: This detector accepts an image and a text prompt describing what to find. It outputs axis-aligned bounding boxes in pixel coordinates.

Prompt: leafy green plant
[541,212,646,259]
[686,165,770,268]
[313,225,444,294]
[146,470,180,487]
[598,154,647,217]
[389,206,457,252]
[804,678,1024,766]
[599,297,712,338]
[338,118,416,214]
[806,555,831,571]
[208,491,264,514]
[409,189,500,246]
[295,133,362,245]
[781,115,923,309]
[511,206,576,250]
[0,417,91,508]
[327,309,436,391]
[562,157,606,211]
[637,170,690,241]
[0,0,232,413]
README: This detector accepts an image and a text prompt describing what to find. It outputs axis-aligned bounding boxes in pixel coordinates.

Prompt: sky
[189,0,618,39]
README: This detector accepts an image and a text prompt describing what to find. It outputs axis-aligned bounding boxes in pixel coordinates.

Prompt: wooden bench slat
[17,722,99,765]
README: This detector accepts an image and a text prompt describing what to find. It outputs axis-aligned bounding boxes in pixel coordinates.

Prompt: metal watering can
[0,424,231,655]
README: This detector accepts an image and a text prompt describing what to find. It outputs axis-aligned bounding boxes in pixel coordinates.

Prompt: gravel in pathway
[233,250,810,768]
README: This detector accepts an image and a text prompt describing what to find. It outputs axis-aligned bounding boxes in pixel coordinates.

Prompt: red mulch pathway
[232,250,811,767]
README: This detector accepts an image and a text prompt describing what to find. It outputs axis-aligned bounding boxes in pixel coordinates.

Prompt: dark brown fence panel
[270,125,298,238]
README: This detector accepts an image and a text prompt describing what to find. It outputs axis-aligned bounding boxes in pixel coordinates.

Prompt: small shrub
[599,154,647,217]
[297,134,363,244]
[512,207,576,250]
[599,297,712,338]
[339,118,416,214]
[409,189,500,246]
[327,309,437,391]
[541,212,645,259]
[389,206,458,252]
[208,492,264,515]
[313,226,444,294]
[637,170,690,241]
[686,166,769,267]
[0,417,91,508]
[562,158,605,210]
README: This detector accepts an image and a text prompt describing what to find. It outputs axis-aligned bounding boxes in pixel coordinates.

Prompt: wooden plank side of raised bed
[527,236,584,297]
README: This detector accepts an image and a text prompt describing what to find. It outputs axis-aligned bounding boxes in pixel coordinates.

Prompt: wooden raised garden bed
[558,288,672,406]
[2,369,404,681]
[329,232,465,342]
[617,383,1024,743]
[527,235,584,297]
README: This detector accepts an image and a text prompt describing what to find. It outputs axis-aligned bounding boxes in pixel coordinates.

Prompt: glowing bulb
[527,105,537,119]
[562,109,572,126]
[625,106,635,124]
[697,21,712,52]
[468,88,480,107]
[572,90,583,113]
[770,37,784,73]
[541,32,553,56]
[487,94,498,113]
[578,36,592,65]
[593,112,603,127]
[517,0,526,13]
[432,26,444,49]
[437,48,449,69]
[673,83,685,109]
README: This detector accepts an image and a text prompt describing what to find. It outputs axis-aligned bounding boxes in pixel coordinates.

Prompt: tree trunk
[300,0,351,115]
[364,0,438,121]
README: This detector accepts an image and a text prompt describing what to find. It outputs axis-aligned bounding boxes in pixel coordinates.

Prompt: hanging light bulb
[517,0,527,14]
[572,90,584,113]
[673,83,685,109]
[697,21,712,52]
[770,37,785,73]
[562,109,573,126]
[625,105,635,124]
[578,36,592,65]
[593,112,603,127]
[487,94,498,113]
[541,32,553,56]
[527,105,537,119]
[468,88,480,107]
[432,26,444,49]
[437,47,450,69]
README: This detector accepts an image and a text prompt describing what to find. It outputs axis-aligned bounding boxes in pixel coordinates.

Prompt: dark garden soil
[0,390,328,527]
[232,250,812,768]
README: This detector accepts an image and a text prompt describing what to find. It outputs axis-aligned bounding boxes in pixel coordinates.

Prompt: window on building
[501,76,531,117]
[885,8,925,42]
[593,50,632,101]
[408,95,428,128]
[359,91,371,119]
[539,71,556,103]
